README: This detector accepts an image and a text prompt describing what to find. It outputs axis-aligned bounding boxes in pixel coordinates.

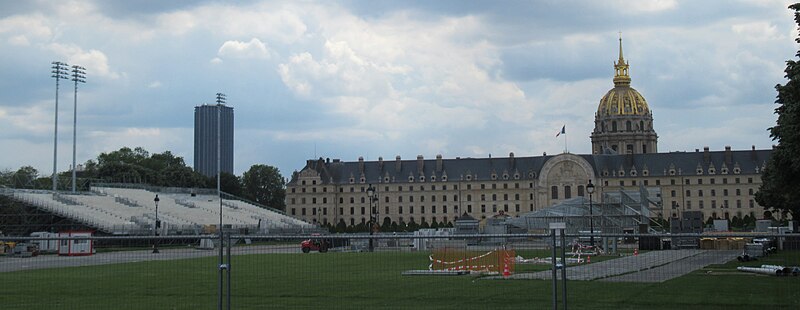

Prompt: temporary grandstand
[506,187,664,234]
[2,184,315,235]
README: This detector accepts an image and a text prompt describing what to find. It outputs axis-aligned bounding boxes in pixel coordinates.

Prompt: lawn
[0,249,798,309]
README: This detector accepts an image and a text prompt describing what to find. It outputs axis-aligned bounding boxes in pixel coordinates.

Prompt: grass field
[1,249,798,309]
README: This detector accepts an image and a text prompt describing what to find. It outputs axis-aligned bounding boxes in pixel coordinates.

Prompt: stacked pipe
[737,265,800,276]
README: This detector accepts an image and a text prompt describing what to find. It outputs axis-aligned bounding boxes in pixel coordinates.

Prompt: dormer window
[708,168,716,175]
[669,169,676,176]
[514,173,520,180]
[360,177,365,183]
[384,176,390,183]
[696,168,703,175]
[642,170,649,176]
[431,175,436,182]
[630,170,637,177]
[466,175,473,181]
[502,173,509,180]
[733,167,741,174]
[419,176,425,182]
[491,173,497,180]
[349,177,355,184]
[442,176,448,182]
[721,168,728,175]
[408,176,414,182]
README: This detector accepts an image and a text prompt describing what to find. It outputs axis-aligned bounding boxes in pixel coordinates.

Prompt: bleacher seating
[1,185,314,235]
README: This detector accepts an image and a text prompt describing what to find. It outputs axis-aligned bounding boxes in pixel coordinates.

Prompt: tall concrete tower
[194,104,234,177]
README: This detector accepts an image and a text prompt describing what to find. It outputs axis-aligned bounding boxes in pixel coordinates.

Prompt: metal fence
[1,232,799,309]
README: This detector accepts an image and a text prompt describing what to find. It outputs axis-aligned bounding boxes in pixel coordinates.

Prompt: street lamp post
[153,194,160,254]
[367,184,377,252]
[587,180,595,247]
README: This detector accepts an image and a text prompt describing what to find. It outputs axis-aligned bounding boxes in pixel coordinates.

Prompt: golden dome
[597,36,651,116]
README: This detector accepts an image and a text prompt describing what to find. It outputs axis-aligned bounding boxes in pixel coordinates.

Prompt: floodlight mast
[70,65,86,193]
[51,61,69,191]
[214,92,227,310]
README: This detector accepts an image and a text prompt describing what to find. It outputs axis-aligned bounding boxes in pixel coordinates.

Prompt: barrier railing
[0,233,798,309]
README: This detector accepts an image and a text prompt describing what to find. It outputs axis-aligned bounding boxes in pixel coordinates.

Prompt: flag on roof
[556,125,565,137]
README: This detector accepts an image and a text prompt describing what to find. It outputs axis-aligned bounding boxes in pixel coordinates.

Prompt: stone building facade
[285,39,771,228]
[286,148,769,227]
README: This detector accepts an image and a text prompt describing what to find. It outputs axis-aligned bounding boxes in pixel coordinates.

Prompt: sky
[0,0,797,178]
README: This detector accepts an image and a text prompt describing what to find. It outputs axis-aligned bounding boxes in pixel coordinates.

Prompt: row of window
[316,216,455,226]
[550,185,586,200]
[604,177,756,187]
[294,176,757,194]
[291,182,540,194]
[673,199,756,210]
[671,188,755,198]
[291,205,461,216]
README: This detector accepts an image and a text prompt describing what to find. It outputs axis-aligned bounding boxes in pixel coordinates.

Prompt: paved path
[0,244,299,273]
[509,249,739,283]
[601,250,739,282]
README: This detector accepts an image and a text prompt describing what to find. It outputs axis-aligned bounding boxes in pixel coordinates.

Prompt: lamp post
[587,180,595,247]
[153,194,160,254]
[367,184,377,252]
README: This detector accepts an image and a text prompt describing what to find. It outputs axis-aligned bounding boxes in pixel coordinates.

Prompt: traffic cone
[587,255,591,263]
[634,248,639,256]
[503,258,511,278]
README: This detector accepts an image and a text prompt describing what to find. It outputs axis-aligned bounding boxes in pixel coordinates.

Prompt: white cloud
[148,81,162,88]
[217,38,272,59]
[624,0,678,13]
[8,35,29,46]
[0,14,53,38]
[156,11,197,36]
[47,43,120,79]
[732,21,783,41]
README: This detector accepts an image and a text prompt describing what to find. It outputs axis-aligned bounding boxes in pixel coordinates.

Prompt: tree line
[0,147,287,210]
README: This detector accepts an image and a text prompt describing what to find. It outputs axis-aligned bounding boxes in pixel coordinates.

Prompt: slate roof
[289,148,771,185]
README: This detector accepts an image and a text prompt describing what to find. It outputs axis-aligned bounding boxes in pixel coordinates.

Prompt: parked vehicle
[11,242,39,257]
[301,238,331,253]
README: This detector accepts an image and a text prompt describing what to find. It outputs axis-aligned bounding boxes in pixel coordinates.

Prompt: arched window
[640,120,644,131]
[551,186,558,199]
[626,120,632,132]
[564,186,572,199]
[612,121,617,132]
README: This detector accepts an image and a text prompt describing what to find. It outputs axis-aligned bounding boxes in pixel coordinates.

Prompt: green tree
[12,166,39,188]
[0,169,11,187]
[219,172,242,196]
[381,217,391,231]
[241,164,286,210]
[756,3,800,219]
[336,219,347,233]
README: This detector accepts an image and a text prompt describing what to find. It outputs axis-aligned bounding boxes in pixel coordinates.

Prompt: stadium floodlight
[214,92,228,310]
[51,61,69,191]
[70,65,86,193]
